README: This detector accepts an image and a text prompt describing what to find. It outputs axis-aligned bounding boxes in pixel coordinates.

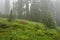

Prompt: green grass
[0,18,60,40]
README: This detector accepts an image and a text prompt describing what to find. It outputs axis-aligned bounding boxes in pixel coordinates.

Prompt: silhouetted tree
[8,10,13,22]
[30,0,40,22]
[5,0,9,18]
[40,0,56,28]
[55,0,60,26]
[17,0,24,19]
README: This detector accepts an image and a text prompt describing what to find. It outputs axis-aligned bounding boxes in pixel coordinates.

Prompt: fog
[0,0,56,13]
[0,0,60,26]
[0,0,5,13]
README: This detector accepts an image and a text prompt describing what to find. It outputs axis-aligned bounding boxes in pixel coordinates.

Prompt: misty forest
[0,0,60,40]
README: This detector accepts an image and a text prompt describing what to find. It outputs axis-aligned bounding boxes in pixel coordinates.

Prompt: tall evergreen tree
[30,0,40,22]
[55,0,60,26]
[5,0,9,18]
[40,0,56,28]
[8,0,17,22]
[17,0,24,19]
[25,0,30,20]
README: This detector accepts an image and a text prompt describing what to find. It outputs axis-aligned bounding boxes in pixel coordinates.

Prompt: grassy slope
[0,18,60,40]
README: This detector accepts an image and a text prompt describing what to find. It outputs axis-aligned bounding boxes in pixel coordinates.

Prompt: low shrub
[16,20,28,25]
[0,22,9,28]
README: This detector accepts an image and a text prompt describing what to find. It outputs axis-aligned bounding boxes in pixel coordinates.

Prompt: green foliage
[0,18,60,40]
[40,10,56,28]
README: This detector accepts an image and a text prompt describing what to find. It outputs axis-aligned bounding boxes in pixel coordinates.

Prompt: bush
[16,20,28,25]
[0,22,9,28]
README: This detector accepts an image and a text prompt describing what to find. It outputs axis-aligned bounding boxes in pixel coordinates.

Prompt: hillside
[0,18,60,40]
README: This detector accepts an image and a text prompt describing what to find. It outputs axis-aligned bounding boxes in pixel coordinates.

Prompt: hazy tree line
[55,0,60,26]
[0,0,58,28]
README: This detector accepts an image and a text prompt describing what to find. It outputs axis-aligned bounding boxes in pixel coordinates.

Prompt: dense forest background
[0,0,60,26]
